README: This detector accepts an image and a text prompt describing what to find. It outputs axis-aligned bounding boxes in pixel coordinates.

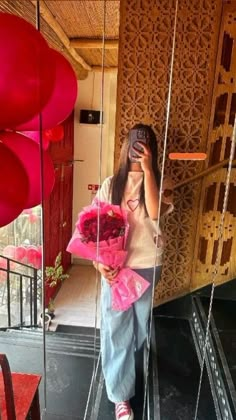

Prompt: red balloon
[0,257,7,283]
[27,247,42,269]
[26,247,37,262]
[0,143,29,227]
[0,272,7,283]
[0,13,55,129]
[29,213,39,224]
[15,246,27,262]
[16,49,78,130]
[0,257,7,269]
[34,252,42,270]
[21,209,33,215]
[44,125,64,142]
[3,245,17,259]
[0,253,16,270]
[20,130,50,150]
[1,132,55,209]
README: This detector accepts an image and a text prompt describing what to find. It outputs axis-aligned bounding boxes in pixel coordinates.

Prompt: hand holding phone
[129,128,149,161]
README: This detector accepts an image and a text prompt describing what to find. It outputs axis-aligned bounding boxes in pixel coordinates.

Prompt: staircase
[150,301,216,420]
[0,327,100,419]
[1,252,236,420]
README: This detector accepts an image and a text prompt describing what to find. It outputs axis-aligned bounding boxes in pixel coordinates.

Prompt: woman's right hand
[93,262,119,285]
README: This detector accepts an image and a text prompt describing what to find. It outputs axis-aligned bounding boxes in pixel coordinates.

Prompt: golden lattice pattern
[115,0,222,305]
[192,169,236,289]
[191,1,236,290]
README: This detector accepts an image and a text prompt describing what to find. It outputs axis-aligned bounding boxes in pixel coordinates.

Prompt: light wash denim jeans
[100,265,162,403]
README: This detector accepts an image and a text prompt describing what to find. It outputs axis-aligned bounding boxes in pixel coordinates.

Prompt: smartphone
[129,128,149,161]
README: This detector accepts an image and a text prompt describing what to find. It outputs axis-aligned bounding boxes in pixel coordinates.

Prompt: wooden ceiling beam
[30,0,91,71]
[70,38,119,50]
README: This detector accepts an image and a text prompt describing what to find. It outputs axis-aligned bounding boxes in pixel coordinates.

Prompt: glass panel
[43,1,120,418]
[0,209,44,406]
[192,0,236,417]
[2,1,236,419]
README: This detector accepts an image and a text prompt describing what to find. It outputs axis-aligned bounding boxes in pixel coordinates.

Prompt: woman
[94,124,174,420]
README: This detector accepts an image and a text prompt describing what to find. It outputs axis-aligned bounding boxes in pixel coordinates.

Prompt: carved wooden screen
[191,0,236,290]
[115,0,222,305]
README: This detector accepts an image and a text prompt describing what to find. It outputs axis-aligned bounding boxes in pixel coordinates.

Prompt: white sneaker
[115,401,134,420]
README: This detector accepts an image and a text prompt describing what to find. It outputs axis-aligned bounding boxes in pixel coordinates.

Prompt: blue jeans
[100,266,162,403]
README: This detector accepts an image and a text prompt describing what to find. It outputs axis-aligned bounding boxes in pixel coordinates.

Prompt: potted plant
[46,298,56,319]
[38,312,51,331]
[45,252,69,319]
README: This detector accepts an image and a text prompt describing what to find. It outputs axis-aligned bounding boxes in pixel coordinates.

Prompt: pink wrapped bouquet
[67,200,150,311]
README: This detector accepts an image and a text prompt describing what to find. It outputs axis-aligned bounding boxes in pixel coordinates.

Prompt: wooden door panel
[44,111,74,272]
[48,111,74,164]
[61,164,73,270]
[44,166,62,267]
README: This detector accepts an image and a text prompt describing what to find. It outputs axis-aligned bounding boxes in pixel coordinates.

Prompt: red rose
[79,211,125,243]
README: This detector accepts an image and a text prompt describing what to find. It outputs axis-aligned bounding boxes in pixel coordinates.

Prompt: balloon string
[83,1,106,419]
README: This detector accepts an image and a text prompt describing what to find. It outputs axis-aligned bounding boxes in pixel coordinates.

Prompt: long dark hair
[110,124,161,209]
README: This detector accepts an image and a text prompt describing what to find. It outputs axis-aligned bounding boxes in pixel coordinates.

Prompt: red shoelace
[115,401,132,419]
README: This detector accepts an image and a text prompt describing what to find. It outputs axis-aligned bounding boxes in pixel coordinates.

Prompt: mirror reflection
[42,1,120,419]
[0,1,236,420]
[189,0,236,418]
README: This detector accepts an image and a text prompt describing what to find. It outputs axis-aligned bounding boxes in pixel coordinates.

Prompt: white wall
[72,71,117,262]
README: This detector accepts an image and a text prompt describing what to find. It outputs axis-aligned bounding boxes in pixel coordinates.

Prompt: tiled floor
[50,264,101,331]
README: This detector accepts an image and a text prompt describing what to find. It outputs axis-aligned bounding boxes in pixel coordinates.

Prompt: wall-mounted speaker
[79,109,103,124]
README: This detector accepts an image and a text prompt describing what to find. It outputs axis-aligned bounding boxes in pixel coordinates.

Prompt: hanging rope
[142,0,179,418]
[194,114,236,419]
[35,0,47,413]
[83,1,106,419]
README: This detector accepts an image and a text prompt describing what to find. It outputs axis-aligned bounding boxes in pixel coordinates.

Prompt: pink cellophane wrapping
[67,200,150,311]
[111,268,150,311]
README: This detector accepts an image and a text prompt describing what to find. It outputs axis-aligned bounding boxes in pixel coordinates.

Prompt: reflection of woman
[94,124,174,420]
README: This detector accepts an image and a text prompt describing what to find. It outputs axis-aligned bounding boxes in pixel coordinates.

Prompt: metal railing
[0,255,41,328]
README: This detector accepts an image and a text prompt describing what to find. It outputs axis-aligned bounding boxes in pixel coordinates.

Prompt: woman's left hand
[132,142,153,172]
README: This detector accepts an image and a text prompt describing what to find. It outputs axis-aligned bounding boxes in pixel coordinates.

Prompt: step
[154,315,216,420]
[0,330,100,357]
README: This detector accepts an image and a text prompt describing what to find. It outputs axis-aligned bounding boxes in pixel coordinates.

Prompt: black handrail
[0,255,41,328]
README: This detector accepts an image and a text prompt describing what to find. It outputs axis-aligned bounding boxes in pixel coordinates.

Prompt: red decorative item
[20,124,64,150]
[34,251,42,270]
[1,132,55,209]
[21,209,33,215]
[0,257,7,270]
[0,271,7,284]
[28,213,39,224]
[0,143,29,227]
[0,255,16,273]
[20,131,50,151]
[44,125,64,142]
[0,13,55,129]
[26,246,42,268]
[3,245,17,259]
[16,49,78,130]
[15,246,27,262]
